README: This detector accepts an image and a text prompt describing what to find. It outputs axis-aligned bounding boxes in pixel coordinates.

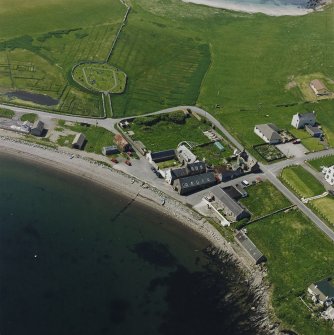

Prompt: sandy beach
[182,0,314,16]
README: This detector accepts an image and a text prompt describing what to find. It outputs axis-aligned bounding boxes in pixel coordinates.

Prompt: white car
[241,180,249,187]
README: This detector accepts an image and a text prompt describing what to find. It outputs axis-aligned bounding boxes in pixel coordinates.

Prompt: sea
[0,153,265,335]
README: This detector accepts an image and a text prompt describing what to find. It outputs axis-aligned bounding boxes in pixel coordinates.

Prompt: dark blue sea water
[0,154,264,335]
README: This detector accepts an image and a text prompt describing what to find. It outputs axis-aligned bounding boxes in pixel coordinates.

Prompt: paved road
[2,102,334,242]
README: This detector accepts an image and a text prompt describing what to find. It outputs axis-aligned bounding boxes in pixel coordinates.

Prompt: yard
[239,181,291,218]
[128,112,211,152]
[247,210,334,335]
[308,155,334,171]
[280,165,325,198]
[253,144,285,162]
[192,142,233,167]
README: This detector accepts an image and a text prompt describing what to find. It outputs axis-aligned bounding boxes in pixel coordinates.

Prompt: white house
[291,111,316,129]
[254,124,282,144]
[322,165,334,186]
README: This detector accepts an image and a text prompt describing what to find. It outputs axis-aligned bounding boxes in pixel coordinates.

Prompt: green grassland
[308,155,334,171]
[128,113,211,152]
[280,165,325,198]
[192,142,233,167]
[247,210,334,335]
[309,196,334,228]
[20,113,37,122]
[240,181,291,218]
[0,107,14,118]
[72,62,126,93]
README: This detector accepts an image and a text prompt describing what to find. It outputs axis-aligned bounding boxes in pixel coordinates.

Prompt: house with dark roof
[30,120,44,137]
[147,149,176,164]
[308,278,334,306]
[254,123,282,144]
[310,79,329,96]
[291,111,316,129]
[305,125,323,138]
[209,186,250,222]
[173,172,216,195]
[165,161,206,185]
[102,146,119,156]
[222,185,247,201]
[235,230,266,265]
[72,133,86,150]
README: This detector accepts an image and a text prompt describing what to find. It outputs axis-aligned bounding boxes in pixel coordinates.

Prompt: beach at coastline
[0,135,276,333]
[182,0,318,15]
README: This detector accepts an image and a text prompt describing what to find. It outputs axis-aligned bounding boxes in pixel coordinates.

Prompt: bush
[133,115,161,126]
[0,108,14,118]
[167,111,186,124]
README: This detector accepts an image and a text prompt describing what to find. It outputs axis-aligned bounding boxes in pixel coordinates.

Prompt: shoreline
[0,135,277,333]
[182,0,326,16]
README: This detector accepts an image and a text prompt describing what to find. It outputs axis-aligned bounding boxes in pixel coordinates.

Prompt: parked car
[125,160,132,166]
[241,180,249,187]
[293,139,301,144]
[111,158,118,163]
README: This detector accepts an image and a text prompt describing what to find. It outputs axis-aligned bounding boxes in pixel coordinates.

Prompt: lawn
[60,123,114,154]
[247,210,334,335]
[309,196,334,228]
[239,181,291,218]
[129,113,211,152]
[192,142,233,167]
[308,155,334,171]
[0,108,14,118]
[20,113,37,122]
[280,165,325,198]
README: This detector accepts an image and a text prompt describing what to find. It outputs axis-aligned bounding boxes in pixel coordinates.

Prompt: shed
[254,124,282,144]
[102,146,119,156]
[305,125,323,138]
[177,145,197,164]
[310,79,328,96]
[235,230,266,264]
[30,120,44,137]
[147,149,176,164]
[72,133,86,150]
[214,141,225,151]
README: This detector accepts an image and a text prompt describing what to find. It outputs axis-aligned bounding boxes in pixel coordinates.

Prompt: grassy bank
[308,155,334,171]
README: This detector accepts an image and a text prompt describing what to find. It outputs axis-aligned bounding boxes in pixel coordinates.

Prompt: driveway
[276,142,308,159]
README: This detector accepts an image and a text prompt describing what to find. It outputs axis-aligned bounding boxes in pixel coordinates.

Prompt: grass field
[309,196,334,228]
[247,210,334,335]
[128,113,211,152]
[308,155,334,171]
[72,63,126,93]
[240,181,291,218]
[280,165,325,198]
[192,142,233,167]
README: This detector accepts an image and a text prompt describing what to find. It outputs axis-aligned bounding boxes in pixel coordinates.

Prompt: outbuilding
[305,125,323,138]
[310,79,328,96]
[147,149,176,164]
[72,133,86,150]
[254,124,282,144]
[173,172,216,195]
[102,146,119,156]
[30,120,44,137]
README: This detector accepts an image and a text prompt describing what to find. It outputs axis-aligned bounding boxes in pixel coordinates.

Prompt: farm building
[147,149,176,164]
[305,125,323,138]
[308,278,334,306]
[209,186,250,221]
[177,145,197,164]
[310,79,329,96]
[222,185,248,200]
[173,172,216,195]
[114,134,131,152]
[72,133,86,150]
[235,230,266,265]
[165,161,206,184]
[102,146,119,156]
[291,111,316,129]
[30,120,44,137]
[322,166,334,186]
[254,124,282,144]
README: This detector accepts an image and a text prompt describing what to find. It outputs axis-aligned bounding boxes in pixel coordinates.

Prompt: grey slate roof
[187,161,206,174]
[177,172,216,191]
[299,112,316,121]
[211,186,246,217]
[255,124,281,142]
[235,230,265,264]
[151,149,176,162]
[309,279,334,303]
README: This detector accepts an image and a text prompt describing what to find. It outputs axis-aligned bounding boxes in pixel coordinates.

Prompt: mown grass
[239,181,291,218]
[0,108,14,118]
[192,142,233,167]
[129,114,211,152]
[308,155,334,171]
[309,196,334,228]
[20,113,37,122]
[247,210,334,335]
[280,165,325,198]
